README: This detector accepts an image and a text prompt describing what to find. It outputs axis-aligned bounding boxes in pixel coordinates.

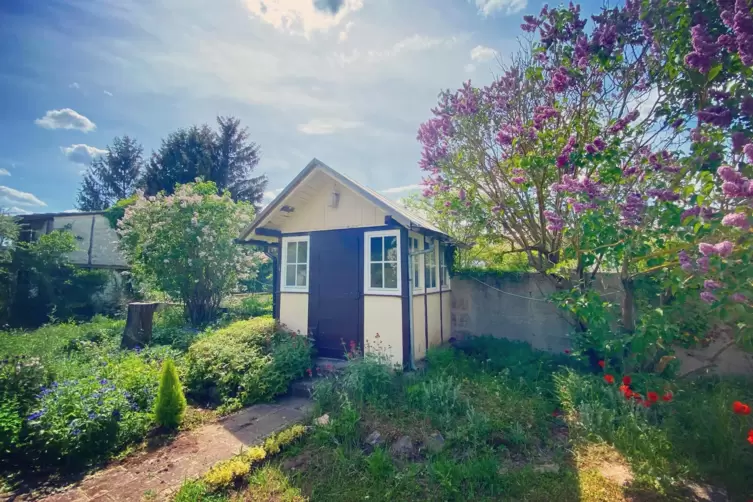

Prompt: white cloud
[69,82,80,89]
[336,34,461,66]
[382,184,421,194]
[62,209,81,213]
[472,0,527,16]
[263,188,284,201]
[298,118,362,135]
[35,108,96,132]
[338,21,354,42]
[0,186,46,208]
[470,45,497,62]
[244,0,363,37]
[61,144,108,165]
[464,63,476,73]
[0,169,9,177]
[104,90,113,96]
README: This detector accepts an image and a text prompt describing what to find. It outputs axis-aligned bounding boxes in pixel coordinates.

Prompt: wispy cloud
[0,169,9,177]
[298,118,362,135]
[263,188,284,200]
[35,108,96,132]
[0,186,47,208]
[7,207,32,215]
[103,90,113,96]
[61,144,108,165]
[338,21,354,42]
[69,82,80,89]
[471,0,527,16]
[382,184,421,194]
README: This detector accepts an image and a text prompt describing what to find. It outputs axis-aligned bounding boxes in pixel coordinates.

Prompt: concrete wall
[364,295,403,366]
[449,273,623,353]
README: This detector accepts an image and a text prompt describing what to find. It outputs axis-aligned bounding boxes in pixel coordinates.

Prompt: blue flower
[99,378,108,385]
[72,428,81,436]
[27,410,44,421]
[112,409,121,421]
[88,412,97,420]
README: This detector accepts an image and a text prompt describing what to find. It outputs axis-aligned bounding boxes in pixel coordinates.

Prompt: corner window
[439,243,450,289]
[365,230,401,295]
[425,238,437,290]
[409,235,424,293]
[281,236,309,292]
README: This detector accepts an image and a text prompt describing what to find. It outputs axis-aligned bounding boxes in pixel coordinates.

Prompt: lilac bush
[418,0,753,364]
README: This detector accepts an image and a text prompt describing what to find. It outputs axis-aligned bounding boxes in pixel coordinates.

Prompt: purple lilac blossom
[700,291,718,304]
[734,0,753,66]
[722,212,749,228]
[679,250,694,272]
[697,256,710,272]
[699,242,716,256]
[714,240,735,257]
[704,279,724,289]
[697,106,733,128]
[731,292,748,302]
[732,132,748,152]
[685,24,720,73]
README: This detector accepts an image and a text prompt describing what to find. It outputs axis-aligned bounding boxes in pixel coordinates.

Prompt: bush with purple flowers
[23,375,152,469]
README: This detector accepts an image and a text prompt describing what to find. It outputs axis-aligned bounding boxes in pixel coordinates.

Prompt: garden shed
[240,159,453,367]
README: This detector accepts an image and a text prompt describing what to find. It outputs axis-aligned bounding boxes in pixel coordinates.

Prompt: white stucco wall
[280,293,309,335]
[427,293,442,349]
[364,295,403,366]
[412,295,427,360]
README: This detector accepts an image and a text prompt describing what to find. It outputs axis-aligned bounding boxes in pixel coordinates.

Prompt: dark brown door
[308,230,362,358]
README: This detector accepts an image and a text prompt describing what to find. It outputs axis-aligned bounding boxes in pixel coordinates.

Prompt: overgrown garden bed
[178,337,753,501]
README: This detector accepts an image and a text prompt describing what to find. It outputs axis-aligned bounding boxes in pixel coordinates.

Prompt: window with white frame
[425,238,437,290]
[409,236,423,292]
[365,230,401,294]
[282,236,309,291]
[439,243,450,289]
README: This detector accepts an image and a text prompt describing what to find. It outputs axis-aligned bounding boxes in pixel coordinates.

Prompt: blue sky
[0,0,553,213]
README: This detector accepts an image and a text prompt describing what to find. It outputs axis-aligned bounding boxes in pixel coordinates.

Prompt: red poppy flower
[604,374,615,384]
[624,389,634,399]
[618,384,629,394]
[733,401,752,415]
[622,375,631,386]
[647,391,659,403]
[632,393,642,402]
[662,392,673,402]
[642,400,652,408]
[564,349,571,354]
[748,429,753,445]
[305,368,312,377]
[598,360,605,368]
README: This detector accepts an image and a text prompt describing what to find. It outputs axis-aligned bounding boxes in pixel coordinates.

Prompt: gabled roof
[240,158,448,240]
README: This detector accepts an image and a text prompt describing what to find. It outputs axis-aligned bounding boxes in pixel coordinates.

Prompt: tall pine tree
[76,136,144,210]
[143,116,267,206]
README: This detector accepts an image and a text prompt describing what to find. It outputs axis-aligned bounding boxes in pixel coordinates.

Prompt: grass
[186,336,753,502]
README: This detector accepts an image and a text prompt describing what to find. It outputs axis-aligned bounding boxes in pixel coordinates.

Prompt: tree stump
[121,302,160,349]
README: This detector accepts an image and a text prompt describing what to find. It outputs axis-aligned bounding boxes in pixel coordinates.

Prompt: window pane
[384,236,397,261]
[285,264,296,287]
[286,242,297,263]
[297,241,307,263]
[370,263,383,288]
[413,256,420,285]
[370,237,383,262]
[425,267,432,287]
[384,263,398,289]
[296,264,307,286]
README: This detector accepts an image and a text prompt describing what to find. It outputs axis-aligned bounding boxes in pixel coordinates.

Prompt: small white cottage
[239,159,453,368]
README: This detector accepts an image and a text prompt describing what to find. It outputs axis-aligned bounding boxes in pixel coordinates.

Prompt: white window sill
[281,287,309,294]
[365,289,401,296]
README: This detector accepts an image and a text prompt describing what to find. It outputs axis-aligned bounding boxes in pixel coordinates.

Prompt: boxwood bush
[186,317,311,409]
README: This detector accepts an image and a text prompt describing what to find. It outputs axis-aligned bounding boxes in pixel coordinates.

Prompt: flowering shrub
[24,376,152,469]
[117,181,266,326]
[418,0,753,365]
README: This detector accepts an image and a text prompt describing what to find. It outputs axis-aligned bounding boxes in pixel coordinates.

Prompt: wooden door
[308,230,362,358]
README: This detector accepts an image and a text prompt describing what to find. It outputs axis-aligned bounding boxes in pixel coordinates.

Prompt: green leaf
[707,64,722,82]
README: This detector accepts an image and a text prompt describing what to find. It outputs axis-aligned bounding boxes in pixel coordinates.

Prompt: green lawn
[177,337,753,502]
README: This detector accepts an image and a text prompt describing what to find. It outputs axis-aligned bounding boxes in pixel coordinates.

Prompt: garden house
[240,159,453,367]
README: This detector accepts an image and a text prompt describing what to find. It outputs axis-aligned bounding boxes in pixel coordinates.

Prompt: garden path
[34,396,312,502]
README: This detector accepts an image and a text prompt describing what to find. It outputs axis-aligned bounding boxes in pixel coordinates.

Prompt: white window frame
[425,237,439,293]
[439,242,451,290]
[364,229,402,296]
[409,234,424,294]
[281,236,310,293]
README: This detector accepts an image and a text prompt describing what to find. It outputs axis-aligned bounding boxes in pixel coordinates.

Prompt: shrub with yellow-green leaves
[198,424,308,492]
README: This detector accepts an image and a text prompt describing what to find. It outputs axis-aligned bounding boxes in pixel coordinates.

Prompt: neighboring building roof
[17,211,105,222]
[241,158,449,240]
